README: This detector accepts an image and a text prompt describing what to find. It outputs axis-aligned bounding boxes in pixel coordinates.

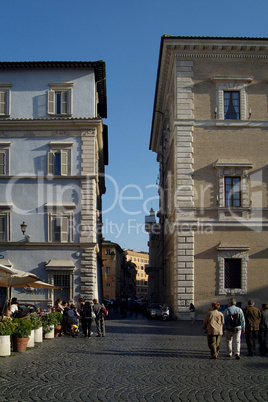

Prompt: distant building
[125,249,149,298]
[149,36,268,318]
[102,240,136,300]
[0,61,108,309]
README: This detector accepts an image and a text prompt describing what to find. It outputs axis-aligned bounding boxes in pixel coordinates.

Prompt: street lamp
[20,221,27,235]
[110,251,115,260]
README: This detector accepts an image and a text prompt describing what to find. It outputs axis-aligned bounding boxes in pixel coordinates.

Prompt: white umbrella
[0,264,42,306]
[0,264,41,289]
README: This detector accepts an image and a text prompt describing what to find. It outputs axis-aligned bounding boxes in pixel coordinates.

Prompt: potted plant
[30,314,43,343]
[11,317,32,352]
[0,317,14,356]
[51,312,64,337]
[42,313,55,339]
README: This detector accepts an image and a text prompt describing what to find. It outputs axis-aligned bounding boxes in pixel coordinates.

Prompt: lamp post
[20,221,27,235]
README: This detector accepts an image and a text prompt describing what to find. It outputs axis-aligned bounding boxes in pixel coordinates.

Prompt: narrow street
[0,313,267,401]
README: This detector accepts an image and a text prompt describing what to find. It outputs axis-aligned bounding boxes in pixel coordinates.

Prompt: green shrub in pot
[0,317,14,336]
[51,311,63,326]
[30,313,42,330]
[12,317,32,338]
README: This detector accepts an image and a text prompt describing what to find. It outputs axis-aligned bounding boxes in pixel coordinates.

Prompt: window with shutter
[0,91,7,115]
[61,151,68,176]
[61,216,68,242]
[47,90,55,115]
[0,215,7,241]
[48,83,73,116]
[50,214,72,243]
[0,152,6,175]
[0,84,11,116]
[47,148,71,176]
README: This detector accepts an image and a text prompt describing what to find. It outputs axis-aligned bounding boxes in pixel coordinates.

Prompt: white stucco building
[0,61,108,309]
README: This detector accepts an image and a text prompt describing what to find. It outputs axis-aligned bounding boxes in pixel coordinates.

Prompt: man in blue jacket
[224,298,245,359]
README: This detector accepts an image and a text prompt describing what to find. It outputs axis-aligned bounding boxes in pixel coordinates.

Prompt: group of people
[203,299,268,359]
[54,298,106,338]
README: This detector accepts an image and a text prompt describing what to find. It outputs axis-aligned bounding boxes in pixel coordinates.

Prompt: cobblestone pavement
[0,313,267,401]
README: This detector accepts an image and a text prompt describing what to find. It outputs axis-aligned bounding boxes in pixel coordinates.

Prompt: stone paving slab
[0,314,267,401]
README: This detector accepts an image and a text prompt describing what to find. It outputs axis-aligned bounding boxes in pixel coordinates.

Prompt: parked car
[147,303,169,320]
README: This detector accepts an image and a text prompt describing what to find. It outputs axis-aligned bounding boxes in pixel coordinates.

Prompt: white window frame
[0,204,12,242]
[0,83,12,117]
[217,244,249,295]
[0,142,11,176]
[47,82,74,116]
[47,141,73,176]
[211,76,252,120]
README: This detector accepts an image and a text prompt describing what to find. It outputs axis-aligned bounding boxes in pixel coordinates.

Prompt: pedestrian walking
[244,300,261,356]
[223,298,245,359]
[62,301,69,335]
[93,298,105,337]
[81,301,93,338]
[189,303,195,323]
[258,303,268,355]
[203,302,224,359]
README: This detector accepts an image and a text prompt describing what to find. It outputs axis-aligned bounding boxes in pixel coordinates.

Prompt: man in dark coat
[258,304,268,355]
[244,300,261,356]
[93,298,105,337]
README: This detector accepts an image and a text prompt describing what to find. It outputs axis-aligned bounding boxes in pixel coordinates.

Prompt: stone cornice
[0,118,103,131]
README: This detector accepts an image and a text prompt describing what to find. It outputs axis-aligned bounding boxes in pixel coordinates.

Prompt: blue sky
[1,0,268,252]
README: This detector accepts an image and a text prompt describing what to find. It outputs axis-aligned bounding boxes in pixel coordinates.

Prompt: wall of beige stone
[194,230,268,313]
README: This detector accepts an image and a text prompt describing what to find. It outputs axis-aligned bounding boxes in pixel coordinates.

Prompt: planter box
[0,335,11,357]
[34,327,43,343]
[44,325,54,339]
[28,329,35,348]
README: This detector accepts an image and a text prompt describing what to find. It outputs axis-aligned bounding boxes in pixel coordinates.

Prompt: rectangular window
[225,177,241,207]
[0,85,11,116]
[54,274,70,289]
[0,151,7,175]
[0,215,7,241]
[55,91,69,114]
[48,150,69,176]
[224,91,240,119]
[106,267,110,275]
[47,141,73,176]
[0,90,8,115]
[50,214,73,243]
[225,258,242,288]
[48,83,73,116]
[105,249,111,255]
